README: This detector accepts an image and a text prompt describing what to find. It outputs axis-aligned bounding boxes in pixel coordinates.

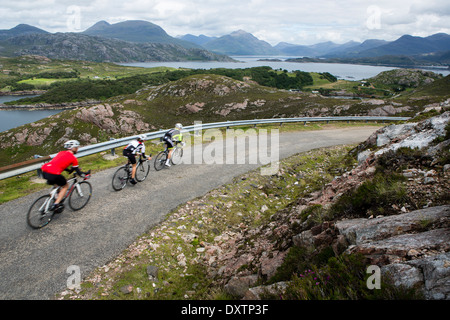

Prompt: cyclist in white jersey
[123,134,151,184]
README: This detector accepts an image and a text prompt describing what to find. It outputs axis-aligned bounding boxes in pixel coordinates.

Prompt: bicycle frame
[41,174,88,211]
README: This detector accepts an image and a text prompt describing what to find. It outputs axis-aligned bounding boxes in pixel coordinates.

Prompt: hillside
[0,32,233,63]
[1,69,449,167]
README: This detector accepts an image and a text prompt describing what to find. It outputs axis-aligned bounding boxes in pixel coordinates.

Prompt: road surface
[0,126,380,299]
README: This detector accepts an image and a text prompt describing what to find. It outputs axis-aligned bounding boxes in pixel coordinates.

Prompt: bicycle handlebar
[72,169,91,180]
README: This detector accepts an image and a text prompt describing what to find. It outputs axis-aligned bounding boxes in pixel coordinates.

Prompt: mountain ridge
[1,21,449,64]
[0,32,233,63]
[82,20,201,49]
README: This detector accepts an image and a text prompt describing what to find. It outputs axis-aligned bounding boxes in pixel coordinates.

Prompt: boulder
[336,205,450,246]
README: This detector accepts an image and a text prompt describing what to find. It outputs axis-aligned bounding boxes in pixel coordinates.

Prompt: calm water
[120,55,450,80]
[0,95,63,132]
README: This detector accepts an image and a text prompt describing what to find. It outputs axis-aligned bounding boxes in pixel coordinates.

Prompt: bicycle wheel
[135,160,150,182]
[27,195,54,229]
[112,166,128,191]
[171,147,183,165]
[154,151,167,171]
[69,181,92,211]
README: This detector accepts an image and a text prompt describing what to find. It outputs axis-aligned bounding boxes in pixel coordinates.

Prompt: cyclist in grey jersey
[162,123,183,167]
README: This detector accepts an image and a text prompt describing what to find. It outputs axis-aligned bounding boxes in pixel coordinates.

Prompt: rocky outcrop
[235,112,450,299]
[0,102,153,153]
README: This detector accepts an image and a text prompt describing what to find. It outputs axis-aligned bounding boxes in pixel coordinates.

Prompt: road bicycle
[154,141,184,171]
[27,170,92,229]
[112,154,150,191]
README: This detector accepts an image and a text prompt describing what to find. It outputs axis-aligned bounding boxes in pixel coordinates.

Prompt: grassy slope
[0,56,175,91]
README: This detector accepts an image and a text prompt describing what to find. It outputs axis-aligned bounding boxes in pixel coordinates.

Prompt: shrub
[329,172,408,218]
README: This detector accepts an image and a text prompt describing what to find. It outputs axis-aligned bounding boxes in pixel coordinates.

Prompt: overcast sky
[0,0,449,45]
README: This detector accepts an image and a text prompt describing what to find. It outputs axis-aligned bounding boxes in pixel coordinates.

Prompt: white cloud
[0,0,449,45]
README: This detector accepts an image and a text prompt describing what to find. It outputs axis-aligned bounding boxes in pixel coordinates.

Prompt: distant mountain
[0,32,234,63]
[322,39,390,57]
[178,34,218,46]
[274,42,317,56]
[82,20,201,49]
[275,41,361,57]
[201,30,281,55]
[0,24,48,41]
[276,33,450,62]
[352,33,450,57]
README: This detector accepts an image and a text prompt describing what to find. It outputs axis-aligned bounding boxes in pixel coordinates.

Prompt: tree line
[8,67,332,105]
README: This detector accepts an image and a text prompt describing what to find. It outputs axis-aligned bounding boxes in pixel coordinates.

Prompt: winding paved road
[0,126,380,299]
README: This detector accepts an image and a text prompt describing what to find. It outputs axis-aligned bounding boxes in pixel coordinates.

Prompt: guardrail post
[109,138,115,156]
[34,155,43,178]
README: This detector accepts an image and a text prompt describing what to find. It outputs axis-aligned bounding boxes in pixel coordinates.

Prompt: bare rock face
[382,252,450,300]
[75,103,150,135]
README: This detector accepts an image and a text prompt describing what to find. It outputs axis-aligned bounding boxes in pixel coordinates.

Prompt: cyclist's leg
[165,141,175,165]
[124,150,137,182]
[131,163,137,179]
[129,155,137,182]
[43,172,67,207]
[55,183,68,204]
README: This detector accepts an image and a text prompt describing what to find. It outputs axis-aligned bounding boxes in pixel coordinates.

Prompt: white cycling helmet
[138,134,146,141]
[64,140,80,149]
[175,123,183,130]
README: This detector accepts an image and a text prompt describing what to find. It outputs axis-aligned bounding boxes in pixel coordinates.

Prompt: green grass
[17,78,77,88]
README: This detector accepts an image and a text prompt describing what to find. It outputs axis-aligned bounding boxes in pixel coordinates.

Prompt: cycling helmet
[64,140,80,150]
[175,123,183,130]
[138,134,146,141]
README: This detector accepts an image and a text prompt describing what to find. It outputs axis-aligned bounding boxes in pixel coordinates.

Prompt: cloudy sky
[1,0,449,45]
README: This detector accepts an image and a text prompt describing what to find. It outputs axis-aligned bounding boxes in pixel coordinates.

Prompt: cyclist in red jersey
[41,140,86,212]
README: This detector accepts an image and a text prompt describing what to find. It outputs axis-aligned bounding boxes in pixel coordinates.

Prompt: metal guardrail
[0,116,409,180]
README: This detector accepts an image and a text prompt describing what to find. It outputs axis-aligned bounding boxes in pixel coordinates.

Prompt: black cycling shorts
[123,149,137,164]
[43,172,67,187]
[164,138,175,149]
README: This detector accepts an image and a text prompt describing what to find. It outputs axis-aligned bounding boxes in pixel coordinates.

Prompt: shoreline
[0,90,47,96]
[0,100,101,110]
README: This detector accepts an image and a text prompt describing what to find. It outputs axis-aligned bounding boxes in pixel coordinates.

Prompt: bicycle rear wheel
[69,181,92,211]
[112,166,128,191]
[171,147,183,165]
[135,160,150,182]
[154,151,167,171]
[27,195,54,229]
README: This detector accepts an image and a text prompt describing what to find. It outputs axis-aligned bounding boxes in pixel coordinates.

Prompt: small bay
[0,95,63,132]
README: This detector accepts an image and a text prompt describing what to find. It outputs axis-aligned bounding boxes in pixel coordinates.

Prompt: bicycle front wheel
[69,181,92,211]
[135,161,150,182]
[112,166,128,191]
[154,151,167,171]
[27,195,54,229]
[171,147,183,165]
